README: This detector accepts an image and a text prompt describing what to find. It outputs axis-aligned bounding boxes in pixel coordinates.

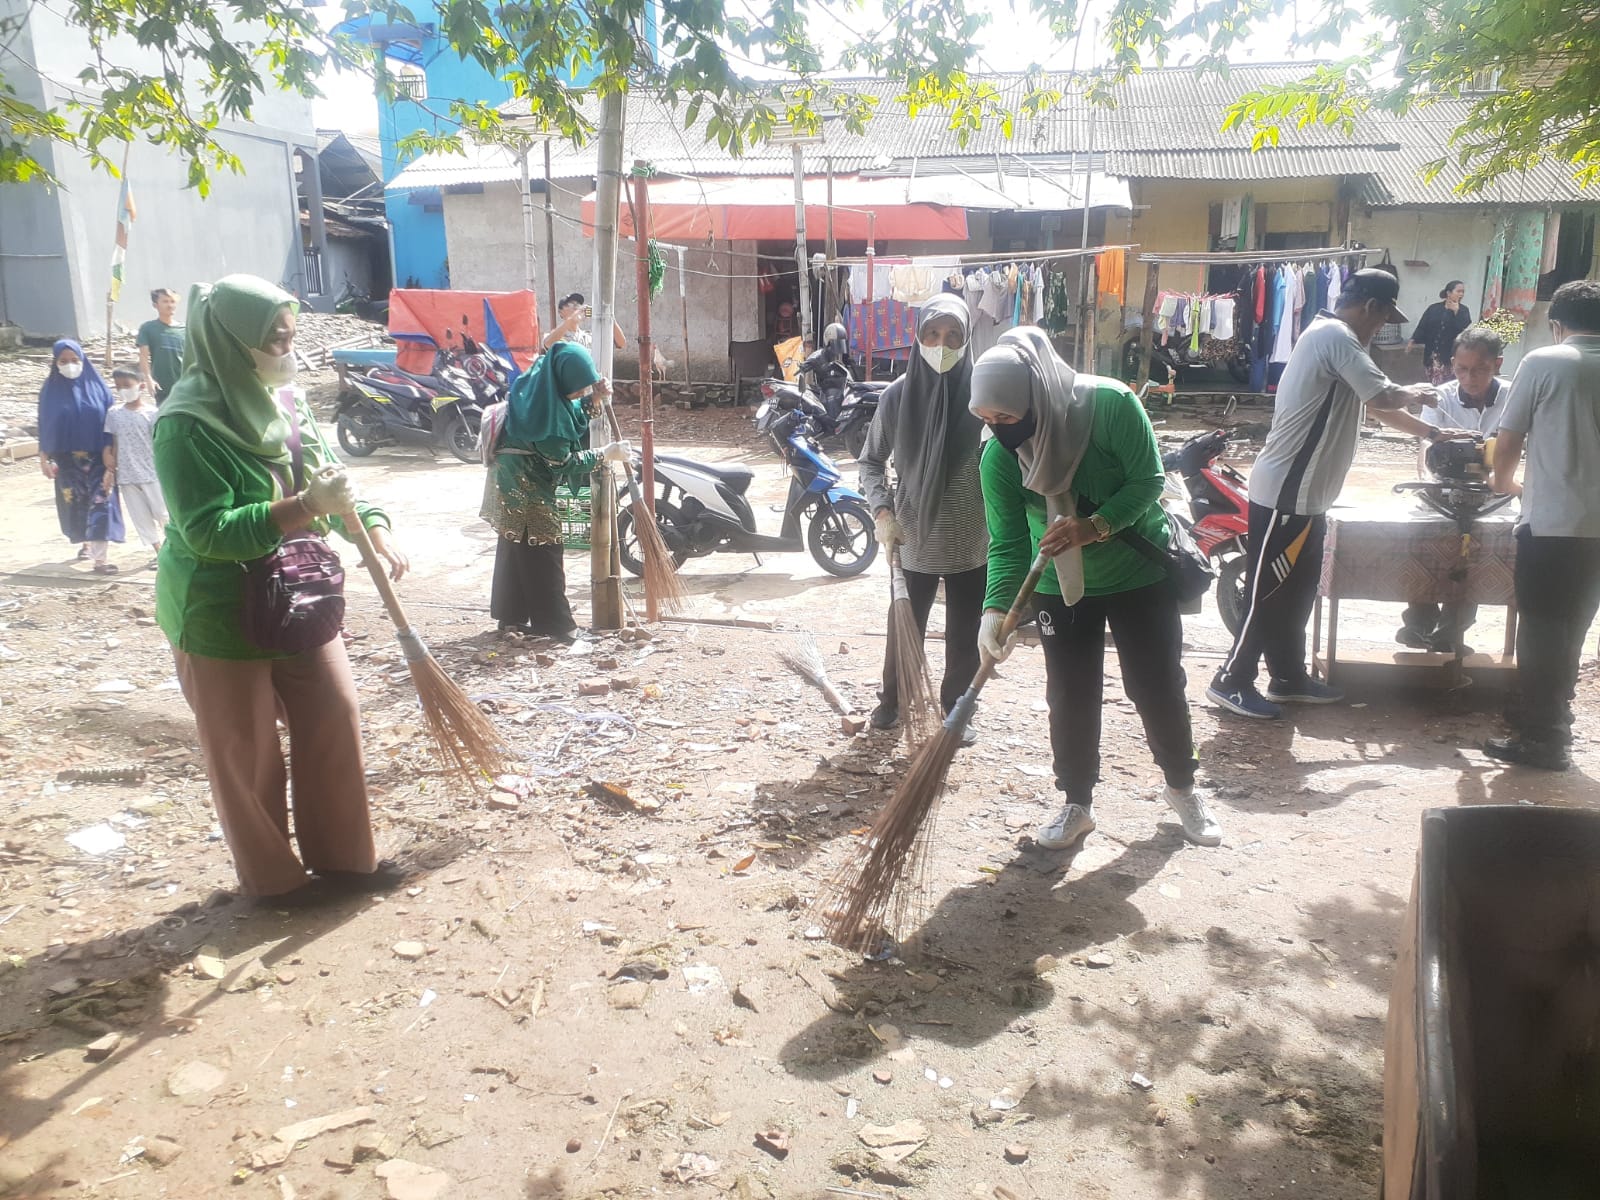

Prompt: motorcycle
[620,391,878,578]
[1161,428,1251,634]
[335,333,504,464]
[1122,331,1251,387]
[333,278,389,323]
[755,375,883,460]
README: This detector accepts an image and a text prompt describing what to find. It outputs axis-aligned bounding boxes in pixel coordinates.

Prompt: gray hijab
[970,326,1096,601]
[887,293,981,537]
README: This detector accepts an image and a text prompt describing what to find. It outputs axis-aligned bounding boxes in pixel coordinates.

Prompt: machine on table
[1314,437,1517,686]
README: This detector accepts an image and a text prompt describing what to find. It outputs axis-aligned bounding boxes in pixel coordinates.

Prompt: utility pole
[1077,101,1098,368]
[518,139,537,294]
[790,142,811,346]
[824,158,837,331]
[588,90,626,631]
[543,138,557,330]
[633,162,659,621]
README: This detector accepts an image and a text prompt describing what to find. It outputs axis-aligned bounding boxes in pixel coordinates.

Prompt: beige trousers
[173,637,376,896]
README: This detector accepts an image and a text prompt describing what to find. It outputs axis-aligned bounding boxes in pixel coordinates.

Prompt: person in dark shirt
[136,287,186,403]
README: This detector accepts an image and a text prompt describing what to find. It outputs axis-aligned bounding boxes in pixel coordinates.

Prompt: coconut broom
[343,514,506,785]
[824,547,1051,951]
[888,547,939,749]
[602,400,687,616]
[779,632,853,715]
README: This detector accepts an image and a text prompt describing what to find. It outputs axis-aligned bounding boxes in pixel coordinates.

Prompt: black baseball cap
[1341,268,1409,324]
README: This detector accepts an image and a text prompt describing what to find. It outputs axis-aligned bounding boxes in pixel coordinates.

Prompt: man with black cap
[1208,268,1445,720]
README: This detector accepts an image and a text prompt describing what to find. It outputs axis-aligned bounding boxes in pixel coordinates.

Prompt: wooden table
[1313,502,1518,685]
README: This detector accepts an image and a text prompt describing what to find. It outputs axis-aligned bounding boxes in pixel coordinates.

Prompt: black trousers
[490,538,576,635]
[1036,583,1198,808]
[1218,502,1326,690]
[1511,530,1600,744]
[880,564,987,714]
[1401,601,1480,640]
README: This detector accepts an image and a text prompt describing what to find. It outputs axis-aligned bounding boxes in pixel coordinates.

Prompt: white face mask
[58,361,83,380]
[919,341,965,374]
[116,386,140,405]
[250,347,297,386]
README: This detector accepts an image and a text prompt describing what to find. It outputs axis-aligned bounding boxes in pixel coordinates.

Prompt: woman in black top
[1408,280,1472,383]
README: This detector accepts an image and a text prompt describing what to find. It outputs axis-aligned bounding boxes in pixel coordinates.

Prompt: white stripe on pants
[120,480,168,548]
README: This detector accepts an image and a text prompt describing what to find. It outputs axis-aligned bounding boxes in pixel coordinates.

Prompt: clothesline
[826,243,1136,267]
[1138,246,1386,266]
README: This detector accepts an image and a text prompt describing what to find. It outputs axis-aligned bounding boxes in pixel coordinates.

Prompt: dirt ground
[1,398,1597,1200]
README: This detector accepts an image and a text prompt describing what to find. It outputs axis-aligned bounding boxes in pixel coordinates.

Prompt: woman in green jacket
[969,327,1221,851]
[155,275,408,901]
[481,342,628,640]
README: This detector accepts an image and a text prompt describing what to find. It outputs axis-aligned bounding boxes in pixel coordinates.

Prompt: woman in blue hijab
[37,339,124,572]
[480,342,628,640]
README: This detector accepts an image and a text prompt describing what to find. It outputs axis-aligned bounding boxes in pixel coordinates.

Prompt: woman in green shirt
[481,342,628,640]
[155,275,409,901]
[969,327,1221,851]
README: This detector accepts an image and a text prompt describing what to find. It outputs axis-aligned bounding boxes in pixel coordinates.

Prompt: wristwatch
[1087,513,1112,542]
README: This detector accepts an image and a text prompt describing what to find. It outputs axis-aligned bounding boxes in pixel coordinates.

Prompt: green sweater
[980,378,1169,610]
[154,394,389,661]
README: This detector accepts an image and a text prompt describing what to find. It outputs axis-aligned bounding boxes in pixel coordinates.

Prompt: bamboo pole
[633,163,658,622]
[588,91,626,631]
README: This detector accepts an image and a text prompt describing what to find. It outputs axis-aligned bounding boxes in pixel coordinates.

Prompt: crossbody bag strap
[1075,494,1171,566]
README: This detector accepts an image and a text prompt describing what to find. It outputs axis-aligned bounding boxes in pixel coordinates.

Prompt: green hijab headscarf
[505,342,601,449]
[157,274,299,465]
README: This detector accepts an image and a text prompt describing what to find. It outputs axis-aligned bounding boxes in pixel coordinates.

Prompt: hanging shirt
[1254,266,1267,322]
[1211,297,1236,340]
[1270,268,1295,364]
[1325,265,1343,310]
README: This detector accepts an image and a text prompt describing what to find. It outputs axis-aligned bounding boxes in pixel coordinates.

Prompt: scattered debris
[143,1136,183,1167]
[392,942,427,961]
[754,1128,790,1160]
[84,1032,121,1062]
[374,1158,452,1200]
[661,1152,721,1183]
[65,824,125,856]
[1130,1072,1155,1091]
[1003,1144,1030,1164]
[165,1060,227,1101]
[857,1120,928,1164]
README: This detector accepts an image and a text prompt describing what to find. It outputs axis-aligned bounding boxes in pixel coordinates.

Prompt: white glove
[874,509,905,548]
[301,464,357,517]
[979,610,1018,664]
[601,439,632,464]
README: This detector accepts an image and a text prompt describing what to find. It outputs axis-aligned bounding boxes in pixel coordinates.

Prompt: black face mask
[990,408,1036,450]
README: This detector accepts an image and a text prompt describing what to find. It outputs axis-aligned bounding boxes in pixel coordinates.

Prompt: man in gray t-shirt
[1209,270,1441,720]
[1484,280,1600,770]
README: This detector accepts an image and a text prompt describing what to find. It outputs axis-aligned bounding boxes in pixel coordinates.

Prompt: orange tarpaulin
[582,176,970,243]
[387,289,541,375]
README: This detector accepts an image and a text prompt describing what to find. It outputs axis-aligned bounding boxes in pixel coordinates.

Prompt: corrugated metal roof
[1104,146,1393,180]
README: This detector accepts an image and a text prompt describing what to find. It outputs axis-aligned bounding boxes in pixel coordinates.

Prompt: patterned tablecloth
[1318,502,1518,605]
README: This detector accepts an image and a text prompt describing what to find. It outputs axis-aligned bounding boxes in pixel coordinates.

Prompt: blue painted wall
[350,7,660,289]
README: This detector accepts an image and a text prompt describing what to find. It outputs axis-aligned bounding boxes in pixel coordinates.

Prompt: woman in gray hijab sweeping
[969,327,1222,850]
[858,295,989,736]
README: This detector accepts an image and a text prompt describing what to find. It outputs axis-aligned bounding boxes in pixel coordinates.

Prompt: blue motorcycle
[617,392,879,578]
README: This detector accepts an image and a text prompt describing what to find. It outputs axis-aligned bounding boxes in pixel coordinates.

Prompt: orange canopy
[387,289,541,375]
[582,176,969,243]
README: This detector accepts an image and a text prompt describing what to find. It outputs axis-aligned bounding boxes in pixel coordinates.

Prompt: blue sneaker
[1265,677,1344,705]
[1206,675,1282,720]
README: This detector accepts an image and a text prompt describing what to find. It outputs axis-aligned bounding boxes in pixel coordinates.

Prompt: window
[395,65,427,102]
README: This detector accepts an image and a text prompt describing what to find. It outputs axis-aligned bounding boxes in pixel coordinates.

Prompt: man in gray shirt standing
[1486,280,1600,770]
[1208,270,1442,719]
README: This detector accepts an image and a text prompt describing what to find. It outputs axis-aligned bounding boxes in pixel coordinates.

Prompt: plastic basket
[556,484,592,550]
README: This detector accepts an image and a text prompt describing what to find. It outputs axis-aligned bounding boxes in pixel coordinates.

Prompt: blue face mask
[990,407,1036,450]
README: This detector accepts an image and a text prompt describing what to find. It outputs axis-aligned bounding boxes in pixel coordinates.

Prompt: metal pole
[105,141,132,369]
[677,245,691,384]
[825,157,837,328]
[1077,103,1097,365]
[519,142,537,293]
[633,163,658,622]
[588,90,626,631]
[791,142,812,346]
[543,139,557,332]
[863,212,876,381]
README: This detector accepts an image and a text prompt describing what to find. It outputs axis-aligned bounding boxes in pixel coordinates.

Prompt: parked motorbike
[755,375,883,460]
[621,392,878,578]
[335,333,504,464]
[1161,428,1251,634]
[333,278,389,323]
[1123,332,1251,387]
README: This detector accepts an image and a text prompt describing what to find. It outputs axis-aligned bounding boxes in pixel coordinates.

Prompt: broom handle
[818,675,851,715]
[342,512,416,638]
[953,547,1052,712]
[602,399,652,514]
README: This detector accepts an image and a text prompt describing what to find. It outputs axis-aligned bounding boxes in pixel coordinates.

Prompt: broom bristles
[632,503,688,615]
[402,641,506,783]
[890,595,939,749]
[778,632,826,683]
[822,722,962,950]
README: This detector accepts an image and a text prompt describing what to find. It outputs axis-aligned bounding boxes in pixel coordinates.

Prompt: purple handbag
[241,390,346,654]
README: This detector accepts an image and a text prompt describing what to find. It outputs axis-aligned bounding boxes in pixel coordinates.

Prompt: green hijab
[157,275,299,465]
[505,342,601,449]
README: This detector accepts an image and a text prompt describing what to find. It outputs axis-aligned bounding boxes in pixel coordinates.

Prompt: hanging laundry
[1237,195,1253,252]
[1030,265,1046,324]
[1270,266,1295,364]
[1095,248,1126,303]
[890,265,940,305]
[1539,211,1562,275]
[858,298,920,360]
[979,269,1010,323]
[1483,218,1508,314]
[1324,264,1342,311]
[1211,296,1236,340]
[1220,198,1242,244]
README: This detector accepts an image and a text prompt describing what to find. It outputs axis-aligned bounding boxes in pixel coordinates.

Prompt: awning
[581,176,970,243]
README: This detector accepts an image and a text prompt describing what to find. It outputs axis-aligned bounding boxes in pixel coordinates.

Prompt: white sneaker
[1163,786,1223,846]
[1035,803,1096,850]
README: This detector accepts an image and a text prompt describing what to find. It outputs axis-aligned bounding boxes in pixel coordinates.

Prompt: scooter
[755,376,883,460]
[335,333,503,464]
[619,392,879,578]
[1161,428,1251,634]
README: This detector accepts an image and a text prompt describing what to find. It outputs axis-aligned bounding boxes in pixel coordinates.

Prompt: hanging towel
[1095,248,1126,303]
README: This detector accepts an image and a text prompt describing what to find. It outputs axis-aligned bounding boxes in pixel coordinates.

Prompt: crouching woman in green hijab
[155,275,409,902]
[481,342,629,641]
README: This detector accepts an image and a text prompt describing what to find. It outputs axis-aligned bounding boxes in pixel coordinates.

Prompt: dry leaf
[731,853,756,874]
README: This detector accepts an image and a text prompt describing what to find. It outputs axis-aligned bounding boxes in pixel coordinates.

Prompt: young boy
[103,366,168,558]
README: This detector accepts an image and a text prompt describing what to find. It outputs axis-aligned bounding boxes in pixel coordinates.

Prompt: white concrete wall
[0,0,317,339]
[441,180,761,380]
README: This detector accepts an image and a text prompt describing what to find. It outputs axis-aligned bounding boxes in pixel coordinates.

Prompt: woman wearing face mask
[970,327,1221,851]
[481,341,630,641]
[153,275,409,902]
[37,340,125,573]
[858,294,988,733]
